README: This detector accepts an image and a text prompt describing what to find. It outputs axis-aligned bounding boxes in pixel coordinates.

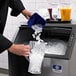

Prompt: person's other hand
[8,44,30,57]
[22,9,33,19]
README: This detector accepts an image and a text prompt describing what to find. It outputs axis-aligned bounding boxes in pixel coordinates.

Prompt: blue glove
[27,13,46,28]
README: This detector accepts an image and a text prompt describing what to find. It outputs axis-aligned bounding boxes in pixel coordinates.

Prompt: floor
[0,73,8,76]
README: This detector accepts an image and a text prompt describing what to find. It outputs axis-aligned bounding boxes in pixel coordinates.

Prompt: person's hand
[8,44,30,57]
[22,9,33,19]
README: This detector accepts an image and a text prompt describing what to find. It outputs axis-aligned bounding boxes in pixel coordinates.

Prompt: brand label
[52,64,62,73]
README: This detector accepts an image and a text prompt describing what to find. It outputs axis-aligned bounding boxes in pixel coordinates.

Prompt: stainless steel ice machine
[8,22,76,76]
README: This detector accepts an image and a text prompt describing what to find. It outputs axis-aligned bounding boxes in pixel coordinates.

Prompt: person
[0,0,33,57]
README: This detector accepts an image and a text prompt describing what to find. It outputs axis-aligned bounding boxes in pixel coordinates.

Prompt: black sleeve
[9,0,25,16]
[0,34,13,53]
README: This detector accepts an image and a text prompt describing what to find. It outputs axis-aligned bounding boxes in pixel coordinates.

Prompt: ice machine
[8,22,76,76]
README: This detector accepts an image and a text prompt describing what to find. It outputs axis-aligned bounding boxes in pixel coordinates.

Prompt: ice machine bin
[8,23,76,76]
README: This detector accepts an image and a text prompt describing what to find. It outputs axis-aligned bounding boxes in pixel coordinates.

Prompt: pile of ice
[45,39,67,55]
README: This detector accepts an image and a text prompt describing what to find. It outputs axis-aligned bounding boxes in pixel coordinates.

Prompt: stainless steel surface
[0,73,8,76]
[31,58,69,76]
[69,42,76,76]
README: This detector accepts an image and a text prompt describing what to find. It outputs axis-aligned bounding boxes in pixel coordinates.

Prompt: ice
[28,39,67,74]
[32,25,42,33]
[31,25,43,42]
[28,24,46,74]
[28,41,46,74]
[29,39,67,56]
[30,41,46,53]
[28,53,44,74]
[45,39,67,55]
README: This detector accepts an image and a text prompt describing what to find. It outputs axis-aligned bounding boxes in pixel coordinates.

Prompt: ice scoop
[27,13,46,28]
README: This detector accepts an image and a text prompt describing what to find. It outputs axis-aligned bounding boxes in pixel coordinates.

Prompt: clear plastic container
[28,41,47,74]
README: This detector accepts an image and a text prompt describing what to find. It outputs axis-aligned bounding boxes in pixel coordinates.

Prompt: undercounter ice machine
[8,22,76,76]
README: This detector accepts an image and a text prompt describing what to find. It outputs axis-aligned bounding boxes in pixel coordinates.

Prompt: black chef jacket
[0,0,25,53]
